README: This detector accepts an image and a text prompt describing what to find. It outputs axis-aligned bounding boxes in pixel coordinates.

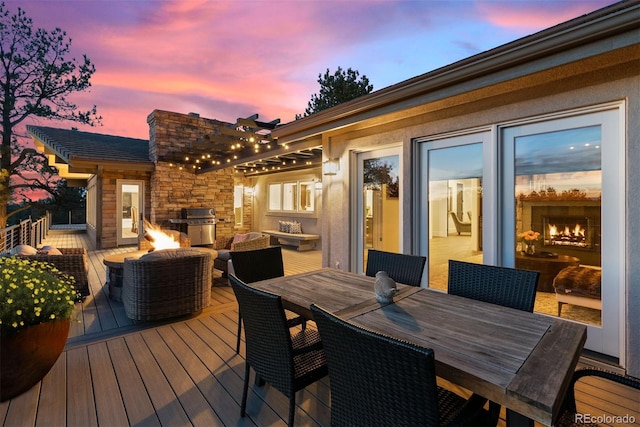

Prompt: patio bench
[263,230,320,251]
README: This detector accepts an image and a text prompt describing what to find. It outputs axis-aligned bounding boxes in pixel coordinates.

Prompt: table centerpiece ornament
[1,256,79,401]
[374,271,398,304]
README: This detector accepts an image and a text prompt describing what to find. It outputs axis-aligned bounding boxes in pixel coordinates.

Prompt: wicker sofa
[122,248,213,321]
[213,232,270,276]
[14,247,90,298]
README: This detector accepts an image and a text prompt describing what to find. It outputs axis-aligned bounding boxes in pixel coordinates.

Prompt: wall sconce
[323,158,339,176]
[314,181,323,190]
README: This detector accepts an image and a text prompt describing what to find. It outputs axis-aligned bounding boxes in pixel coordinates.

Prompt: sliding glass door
[418,132,489,291]
[418,104,625,360]
[501,108,623,358]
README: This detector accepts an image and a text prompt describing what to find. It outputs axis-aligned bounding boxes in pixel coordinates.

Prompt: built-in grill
[169,208,216,246]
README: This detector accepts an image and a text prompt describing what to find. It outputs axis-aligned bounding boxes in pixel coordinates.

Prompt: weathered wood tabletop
[250,267,420,319]
[251,267,587,426]
[348,289,586,426]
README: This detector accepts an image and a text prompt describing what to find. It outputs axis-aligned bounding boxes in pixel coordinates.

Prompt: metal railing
[0,212,52,254]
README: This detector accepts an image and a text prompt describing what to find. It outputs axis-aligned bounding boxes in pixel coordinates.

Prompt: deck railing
[0,212,52,254]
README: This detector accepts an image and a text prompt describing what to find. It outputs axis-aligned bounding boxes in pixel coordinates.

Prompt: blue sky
[7,0,620,139]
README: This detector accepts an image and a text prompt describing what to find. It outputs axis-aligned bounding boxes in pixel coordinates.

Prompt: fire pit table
[103,250,148,301]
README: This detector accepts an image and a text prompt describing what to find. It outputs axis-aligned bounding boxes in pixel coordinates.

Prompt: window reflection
[428,143,483,291]
[515,126,602,326]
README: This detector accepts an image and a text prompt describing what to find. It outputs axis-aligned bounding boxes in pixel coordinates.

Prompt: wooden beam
[196,137,322,175]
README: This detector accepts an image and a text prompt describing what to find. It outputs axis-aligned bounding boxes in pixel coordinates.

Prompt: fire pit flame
[143,220,180,251]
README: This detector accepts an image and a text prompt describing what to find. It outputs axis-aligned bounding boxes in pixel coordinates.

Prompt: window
[269,183,281,211]
[234,185,244,225]
[298,181,315,212]
[282,182,297,211]
[268,181,316,213]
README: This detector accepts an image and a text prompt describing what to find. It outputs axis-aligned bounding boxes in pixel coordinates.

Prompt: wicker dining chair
[555,368,640,427]
[365,249,426,286]
[229,275,328,427]
[310,304,489,427]
[447,259,541,426]
[447,259,540,312]
[230,246,306,353]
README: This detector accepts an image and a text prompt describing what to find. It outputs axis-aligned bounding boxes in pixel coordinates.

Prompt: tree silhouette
[0,3,100,226]
[297,67,373,118]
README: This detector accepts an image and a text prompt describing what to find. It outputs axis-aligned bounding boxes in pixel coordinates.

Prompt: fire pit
[139,220,190,251]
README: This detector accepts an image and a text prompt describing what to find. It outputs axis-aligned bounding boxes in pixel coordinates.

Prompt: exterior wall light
[323,159,339,176]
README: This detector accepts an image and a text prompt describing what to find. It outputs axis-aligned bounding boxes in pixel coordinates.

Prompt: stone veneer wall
[147,110,238,238]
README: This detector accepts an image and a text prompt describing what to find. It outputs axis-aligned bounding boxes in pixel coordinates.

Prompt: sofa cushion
[139,248,202,262]
[216,249,231,261]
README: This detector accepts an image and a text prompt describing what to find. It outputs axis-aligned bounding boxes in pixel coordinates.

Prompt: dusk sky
[8,0,620,140]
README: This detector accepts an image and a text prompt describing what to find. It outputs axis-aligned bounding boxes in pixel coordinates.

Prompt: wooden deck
[1,229,638,427]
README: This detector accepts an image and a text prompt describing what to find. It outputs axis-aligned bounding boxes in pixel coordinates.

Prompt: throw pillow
[289,221,302,234]
[39,246,63,255]
[10,245,38,255]
[232,233,250,244]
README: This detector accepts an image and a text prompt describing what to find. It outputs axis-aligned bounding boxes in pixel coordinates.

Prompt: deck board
[35,353,66,427]
[107,338,161,427]
[65,346,98,426]
[87,342,130,426]
[1,229,637,427]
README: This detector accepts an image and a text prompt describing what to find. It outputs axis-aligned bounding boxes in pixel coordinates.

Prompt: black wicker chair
[447,260,540,312]
[229,275,328,426]
[448,259,540,425]
[365,249,426,286]
[556,368,640,427]
[311,304,489,426]
[230,246,305,353]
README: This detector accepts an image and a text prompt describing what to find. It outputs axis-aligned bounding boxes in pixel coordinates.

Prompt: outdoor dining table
[250,267,587,427]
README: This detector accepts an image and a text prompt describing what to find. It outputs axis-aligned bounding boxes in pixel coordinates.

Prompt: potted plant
[0,256,79,401]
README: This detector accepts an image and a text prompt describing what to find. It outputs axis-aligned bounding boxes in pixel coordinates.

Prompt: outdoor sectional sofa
[11,245,90,298]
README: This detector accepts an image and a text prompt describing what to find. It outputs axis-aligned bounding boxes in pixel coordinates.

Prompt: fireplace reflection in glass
[543,216,591,249]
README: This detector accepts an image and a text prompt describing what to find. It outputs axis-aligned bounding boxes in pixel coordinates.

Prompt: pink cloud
[476,1,619,31]
[7,0,621,143]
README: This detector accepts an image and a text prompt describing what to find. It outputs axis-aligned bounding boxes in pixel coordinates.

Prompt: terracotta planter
[1,319,70,401]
